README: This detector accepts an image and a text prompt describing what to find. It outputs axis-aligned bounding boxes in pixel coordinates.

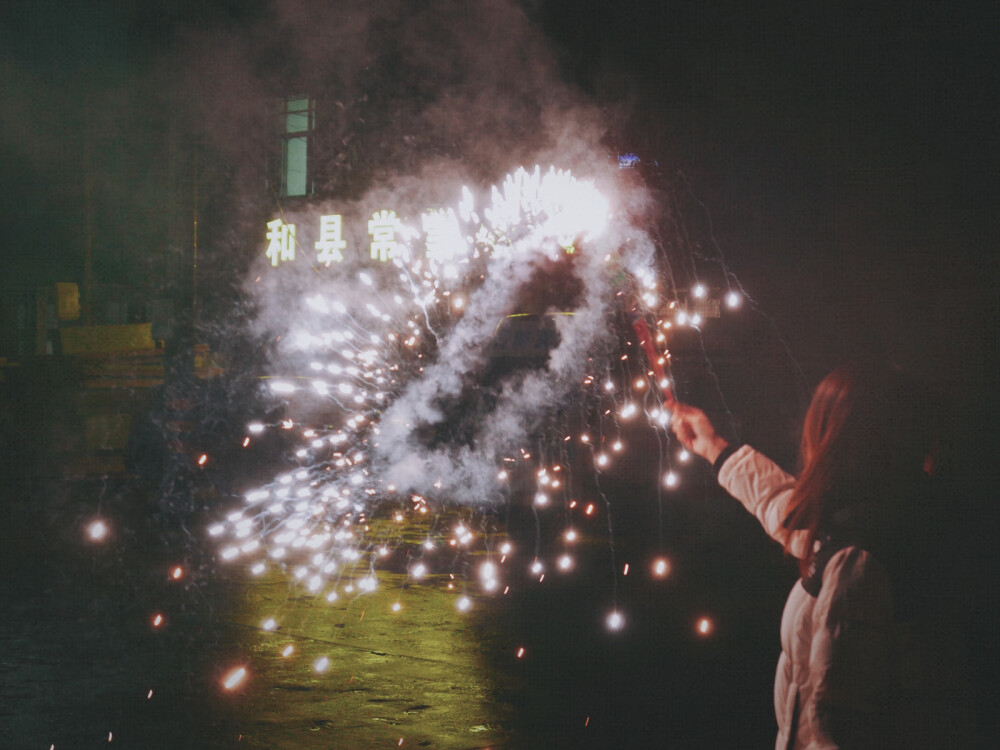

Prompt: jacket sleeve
[716,444,811,558]
[806,547,894,749]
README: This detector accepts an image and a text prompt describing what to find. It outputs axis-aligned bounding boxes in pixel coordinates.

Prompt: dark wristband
[712,443,743,479]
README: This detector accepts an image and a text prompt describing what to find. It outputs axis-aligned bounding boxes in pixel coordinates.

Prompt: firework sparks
[606,611,625,631]
[205,164,746,680]
[213,169,632,590]
[222,667,247,691]
[653,558,671,578]
[87,519,110,542]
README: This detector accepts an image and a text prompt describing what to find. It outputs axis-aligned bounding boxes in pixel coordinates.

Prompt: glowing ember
[222,667,247,690]
[86,520,109,542]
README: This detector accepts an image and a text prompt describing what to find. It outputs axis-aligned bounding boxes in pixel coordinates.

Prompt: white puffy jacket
[718,444,976,749]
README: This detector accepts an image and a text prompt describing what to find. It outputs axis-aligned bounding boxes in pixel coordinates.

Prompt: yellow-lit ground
[212,562,511,748]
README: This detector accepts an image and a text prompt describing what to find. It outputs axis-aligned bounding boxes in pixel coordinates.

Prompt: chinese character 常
[265,218,297,266]
[368,210,402,262]
[315,214,347,264]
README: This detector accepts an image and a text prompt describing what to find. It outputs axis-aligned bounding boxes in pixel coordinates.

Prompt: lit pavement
[0,481,518,749]
[207,565,513,748]
[0,470,793,749]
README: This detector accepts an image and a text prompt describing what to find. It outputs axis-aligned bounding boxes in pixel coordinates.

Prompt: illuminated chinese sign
[367,210,403,262]
[262,166,605,269]
[314,214,346,264]
[265,219,297,266]
[264,209,459,268]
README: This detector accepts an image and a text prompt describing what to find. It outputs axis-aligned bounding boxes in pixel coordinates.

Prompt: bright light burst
[208,164,744,657]
[87,519,110,543]
[606,610,625,631]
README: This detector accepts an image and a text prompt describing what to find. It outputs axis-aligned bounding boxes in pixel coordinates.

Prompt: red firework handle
[631,316,675,407]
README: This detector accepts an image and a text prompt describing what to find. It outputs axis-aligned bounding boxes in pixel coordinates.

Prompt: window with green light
[280,96,314,197]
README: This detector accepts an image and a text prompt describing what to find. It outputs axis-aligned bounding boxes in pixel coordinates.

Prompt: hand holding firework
[670,403,730,465]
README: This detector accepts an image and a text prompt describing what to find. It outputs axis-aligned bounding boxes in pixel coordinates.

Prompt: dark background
[4,0,995,393]
[1,0,997,747]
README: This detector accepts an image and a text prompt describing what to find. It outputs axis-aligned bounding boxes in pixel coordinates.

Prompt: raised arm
[671,403,809,558]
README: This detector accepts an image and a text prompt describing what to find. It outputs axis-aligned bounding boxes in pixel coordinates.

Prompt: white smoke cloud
[213,1,665,504]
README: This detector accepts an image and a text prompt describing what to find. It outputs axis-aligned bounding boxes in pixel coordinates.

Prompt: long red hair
[783,363,935,571]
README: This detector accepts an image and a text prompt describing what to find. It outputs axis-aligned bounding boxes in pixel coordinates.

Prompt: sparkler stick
[630,314,674,408]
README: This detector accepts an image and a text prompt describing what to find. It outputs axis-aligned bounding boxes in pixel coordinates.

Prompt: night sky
[1,0,998,746]
[542,0,998,380]
[3,0,996,378]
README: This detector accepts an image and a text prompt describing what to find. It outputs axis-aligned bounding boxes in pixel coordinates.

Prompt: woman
[671,363,975,749]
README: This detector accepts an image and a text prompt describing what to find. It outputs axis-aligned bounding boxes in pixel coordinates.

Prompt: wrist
[704,437,730,465]
[711,441,744,479]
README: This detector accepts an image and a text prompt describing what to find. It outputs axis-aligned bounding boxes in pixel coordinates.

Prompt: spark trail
[211,165,733,617]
